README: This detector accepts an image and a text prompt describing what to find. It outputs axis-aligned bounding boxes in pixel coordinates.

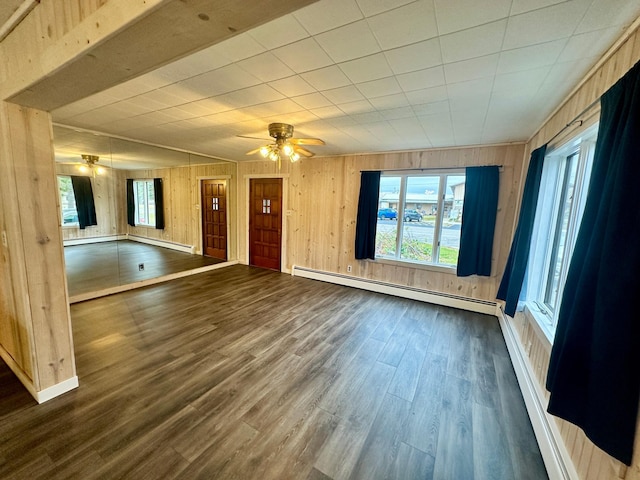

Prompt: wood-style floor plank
[0,265,548,479]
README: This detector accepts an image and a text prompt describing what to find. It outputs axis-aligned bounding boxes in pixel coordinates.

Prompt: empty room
[1,1,640,479]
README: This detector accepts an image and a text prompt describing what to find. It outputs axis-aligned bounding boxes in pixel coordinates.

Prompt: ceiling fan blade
[290,137,325,146]
[246,147,265,155]
[237,134,271,141]
[293,145,315,157]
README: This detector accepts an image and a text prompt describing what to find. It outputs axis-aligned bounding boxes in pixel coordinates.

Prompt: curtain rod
[545,96,601,146]
[360,165,503,173]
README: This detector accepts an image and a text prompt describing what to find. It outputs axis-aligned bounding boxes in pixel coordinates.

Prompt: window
[133,179,156,227]
[375,172,465,267]
[525,125,597,338]
[57,175,79,226]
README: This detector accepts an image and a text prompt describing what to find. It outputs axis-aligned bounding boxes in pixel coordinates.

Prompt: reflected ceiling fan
[58,154,106,178]
[241,123,325,169]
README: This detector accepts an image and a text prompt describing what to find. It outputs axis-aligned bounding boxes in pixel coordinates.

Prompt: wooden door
[249,178,282,271]
[201,179,227,260]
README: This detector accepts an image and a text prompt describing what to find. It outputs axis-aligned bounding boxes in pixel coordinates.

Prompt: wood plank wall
[238,143,525,301]
[513,23,640,480]
[126,162,237,257]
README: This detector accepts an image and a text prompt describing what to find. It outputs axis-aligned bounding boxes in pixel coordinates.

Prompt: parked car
[377,208,397,220]
[63,210,79,224]
[403,209,423,222]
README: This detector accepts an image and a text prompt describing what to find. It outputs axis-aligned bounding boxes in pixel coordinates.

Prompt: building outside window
[57,175,79,226]
[375,172,465,267]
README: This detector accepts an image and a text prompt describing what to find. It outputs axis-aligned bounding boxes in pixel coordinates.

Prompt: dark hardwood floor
[64,240,224,296]
[0,266,548,479]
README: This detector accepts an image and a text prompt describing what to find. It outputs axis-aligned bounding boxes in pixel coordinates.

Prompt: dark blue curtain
[126,179,135,227]
[154,178,165,230]
[496,145,547,316]
[355,171,381,260]
[546,61,640,466]
[457,166,500,277]
[70,176,97,230]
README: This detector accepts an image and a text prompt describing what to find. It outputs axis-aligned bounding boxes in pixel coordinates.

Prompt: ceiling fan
[57,154,106,178]
[242,123,325,168]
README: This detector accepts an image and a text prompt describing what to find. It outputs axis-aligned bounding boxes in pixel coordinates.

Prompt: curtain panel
[496,145,547,316]
[126,179,135,227]
[355,171,381,260]
[154,178,165,230]
[70,175,97,230]
[456,165,500,277]
[546,60,640,466]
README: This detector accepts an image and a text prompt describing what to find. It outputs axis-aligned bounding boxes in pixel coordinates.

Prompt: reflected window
[134,180,156,227]
[57,175,79,226]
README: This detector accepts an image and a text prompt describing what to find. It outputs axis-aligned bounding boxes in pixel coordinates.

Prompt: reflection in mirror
[53,125,237,301]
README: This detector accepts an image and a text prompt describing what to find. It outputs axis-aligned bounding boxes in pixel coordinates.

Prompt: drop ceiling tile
[367,0,438,50]
[206,109,255,125]
[315,20,381,63]
[291,92,333,109]
[310,105,344,119]
[542,57,598,89]
[369,93,409,110]
[300,65,352,90]
[447,77,493,111]
[503,2,588,50]
[338,53,393,84]
[497,39,567,75]
[272,38,334,73]
[412,100,449,116]
[176,97,235,117]
[356,76,402,98]
[492,66,551,95]
[434,0,511,35]
[418,112,455,146]
[156,46,232,82]
[405,85,448,105]
[215,84,285,109]
[237,52,295,82]
[179,65,262,98]
[136,87,193,108]
[558,28,621,63]
[379,105,415,120]
[243,98,304,117]
[396,66,445,92]
[247,14,309,50]
[384,38,442,75]
[440,19,507,63]
[157,107,196,122]
[576,0,640,34]
[125,94,172,112]
[444,54,499,84]
[322,85,365,104]
[339,100,377,115]
[210,33,266,62]
[355,0,415,17]
[510,0,566,16]
[293,0,364,35]
[269,75,317,97]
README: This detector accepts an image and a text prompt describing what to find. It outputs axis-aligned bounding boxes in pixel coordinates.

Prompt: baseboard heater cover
[291,265,497,315]
[63,234,126,246]
[126,235,194,254]
[497,307,579,480]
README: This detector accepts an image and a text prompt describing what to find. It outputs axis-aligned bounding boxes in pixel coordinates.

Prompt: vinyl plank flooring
[0,265,548,480]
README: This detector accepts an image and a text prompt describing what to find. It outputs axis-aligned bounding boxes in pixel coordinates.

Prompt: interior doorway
[249,178,282,271]
[201,179,227,260]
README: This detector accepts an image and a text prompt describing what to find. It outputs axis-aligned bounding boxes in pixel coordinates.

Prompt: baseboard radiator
[291,266,497,315]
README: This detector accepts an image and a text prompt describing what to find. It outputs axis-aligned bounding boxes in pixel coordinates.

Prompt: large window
[134,179,156,227]
[375,172,465,267]
[57,175,79,226]
[526,125,597,337]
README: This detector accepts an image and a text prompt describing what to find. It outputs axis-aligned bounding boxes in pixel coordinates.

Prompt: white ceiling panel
[51,0,640,166]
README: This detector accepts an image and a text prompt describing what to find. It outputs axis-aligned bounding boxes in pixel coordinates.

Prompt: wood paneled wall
[56,163,126,241]
[238,143,525,302]
[0,102,75,391]
[512,22,640,480]
[126,162,237,258]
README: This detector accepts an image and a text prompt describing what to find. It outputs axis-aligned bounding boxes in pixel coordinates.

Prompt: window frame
[375,169,465,269]
[57,174,79,227]
[133,179,156,227]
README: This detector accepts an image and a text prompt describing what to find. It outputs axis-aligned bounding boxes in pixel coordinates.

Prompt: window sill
[373,257,458,275]
[523,302,555,346]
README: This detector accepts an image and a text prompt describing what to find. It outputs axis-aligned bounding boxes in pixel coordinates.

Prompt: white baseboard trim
[69,260,238,303]
[35,376,79,404]
[63,234,126,246]
[0,345,79,403]
[291,265,497,315]
[126,235,194,254]
[497,306,578,480]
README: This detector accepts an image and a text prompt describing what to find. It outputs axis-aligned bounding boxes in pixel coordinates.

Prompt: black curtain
[126,179,135,227]
[457,166,500,277]
[154,178,165,230]
[355,171,381,260]
[546,61,640,466]
[70,176,97,230]
[496,145,547,316]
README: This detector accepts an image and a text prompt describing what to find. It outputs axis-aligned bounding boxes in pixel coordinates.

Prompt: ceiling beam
[1,0,317,111]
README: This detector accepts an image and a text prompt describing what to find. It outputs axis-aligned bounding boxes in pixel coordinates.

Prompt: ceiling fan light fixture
[259,146,270,157]
[282,143,293,156]
[290,152,300,162]
[268,150,280,162]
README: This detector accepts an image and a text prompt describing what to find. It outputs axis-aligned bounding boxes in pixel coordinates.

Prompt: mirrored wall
[53,125,237,301]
